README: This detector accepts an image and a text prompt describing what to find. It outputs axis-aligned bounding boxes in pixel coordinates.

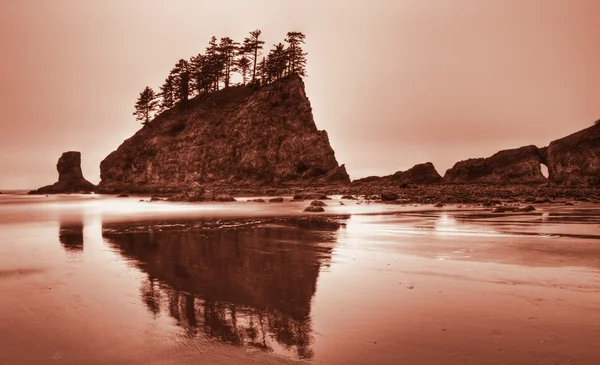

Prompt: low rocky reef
[351,124,600,188]
[443,145,547,184]
[352,162,443,187]
[28,152,95,194]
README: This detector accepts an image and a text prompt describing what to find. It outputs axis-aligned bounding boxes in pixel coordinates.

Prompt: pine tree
[285,31,307,76]
[189,53,204,96]
[266,43,288,81]
[172,59,191,108]
[237,56,251,85]
[219,37,239,88]
[242,30,265,83]
[133,86,159,124]
[257,56,269,85]
[159,75,175,112]
[205,36,224,91]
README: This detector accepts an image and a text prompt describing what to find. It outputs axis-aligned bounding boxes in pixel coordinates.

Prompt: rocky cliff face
[352,162,443,186]
[29,151,95,194]
[444,145,547,184]
[98,76,349,193]
[545,124,600,186]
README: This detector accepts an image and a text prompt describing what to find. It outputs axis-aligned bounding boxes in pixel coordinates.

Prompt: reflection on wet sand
[59,220,84,252]
[102,217,347,359]
[341,207,600,271]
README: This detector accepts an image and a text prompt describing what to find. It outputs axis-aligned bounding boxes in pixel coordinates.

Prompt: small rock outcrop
[98,75,349,194]
[304,205,325,212]
[352,162,443,186]
[29,152,95,194]
[444,146,547,184]
[545,124,600,186]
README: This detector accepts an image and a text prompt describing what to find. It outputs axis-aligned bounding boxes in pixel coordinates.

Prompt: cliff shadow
[101,216,347,359]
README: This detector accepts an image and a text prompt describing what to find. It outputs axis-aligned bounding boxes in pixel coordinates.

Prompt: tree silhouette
[219,37,239,88]
[172,59,191,108]
[237,56,251,85]
[143,29,309,117]
[189,53,205,95]
[266,43,288,81]
[242,30,265,83]
[205,36,225,91]
[159,75,176,112]
[285,32,307,76]
[258,56,269,85]
[134,86,159,124]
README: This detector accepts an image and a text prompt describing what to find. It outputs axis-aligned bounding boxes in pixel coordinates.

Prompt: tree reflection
[102,217,345,359]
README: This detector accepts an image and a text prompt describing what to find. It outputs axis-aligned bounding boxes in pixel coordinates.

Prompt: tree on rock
[190,53,213,95]
[219,37,239,88]
[242,30,265,83]
[237,56,251,85]
[285,31,307,76]
[266,43,288,81]
[172,59,191,108]
[159,75,176,112]
[133,86,159,124]
[205,36,226,91]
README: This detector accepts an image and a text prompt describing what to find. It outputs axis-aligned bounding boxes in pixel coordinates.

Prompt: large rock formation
[444,145,547,184]
[545,124,600,186]
[29,152,95,194]
[98,75,349,193]
[352,162,443,186]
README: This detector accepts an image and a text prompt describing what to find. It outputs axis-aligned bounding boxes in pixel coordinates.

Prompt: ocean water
[1,194,599,364]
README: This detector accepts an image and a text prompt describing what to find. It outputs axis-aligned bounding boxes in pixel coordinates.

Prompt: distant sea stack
[29,151,95,194]
[352,162,443,187]
[443,145,547,184]
[98,75,349,194]
[544,124,600,186]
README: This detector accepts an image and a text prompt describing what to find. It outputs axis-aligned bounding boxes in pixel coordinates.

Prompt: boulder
[304,206,325,212]
[492,206,519,213]
[519,205,536,212]
[215,194,236,202]
[28,152,95,194]
[310,200,327,207]
[269,197,284,203]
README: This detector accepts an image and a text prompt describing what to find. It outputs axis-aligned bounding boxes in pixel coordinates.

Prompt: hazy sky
[1,0,599,189]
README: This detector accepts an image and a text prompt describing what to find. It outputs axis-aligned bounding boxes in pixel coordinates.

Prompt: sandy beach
[1,193,599,364]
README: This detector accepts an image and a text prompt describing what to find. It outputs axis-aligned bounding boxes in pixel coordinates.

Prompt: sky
[1,0,599,189]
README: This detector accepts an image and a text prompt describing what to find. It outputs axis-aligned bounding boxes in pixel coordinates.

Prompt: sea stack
[98,75,349,194]
[29,151,95,194]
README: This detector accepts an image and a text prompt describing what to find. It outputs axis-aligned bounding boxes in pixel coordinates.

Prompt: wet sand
[1,193,599,364]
